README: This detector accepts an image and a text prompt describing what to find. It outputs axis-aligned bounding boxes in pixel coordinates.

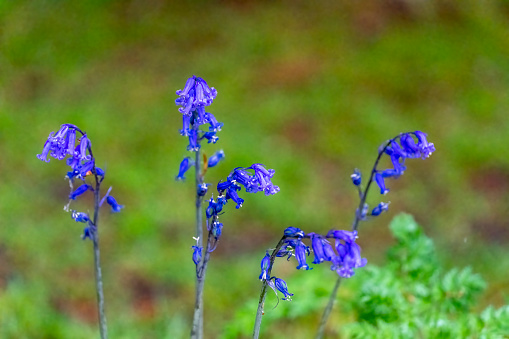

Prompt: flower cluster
[260,227,366,301]
[175,76,223,151]
[37,124,123,239]
[352,131,435,220]
[199,164,279,255]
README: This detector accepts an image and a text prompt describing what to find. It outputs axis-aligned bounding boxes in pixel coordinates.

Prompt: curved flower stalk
[253,227,366,338]
[315,131,435,338]
[37,124,123,339]
[192,164,279,338]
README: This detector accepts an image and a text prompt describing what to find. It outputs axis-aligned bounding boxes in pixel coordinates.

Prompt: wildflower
[71,211,90,223]
[371,202,390,216]
[192,245,202,266]
[351,169,361,186]
[69,184,92,200]
[207,150,225,168]
[284,227,304,237]
[176,157,194,181]
[308,233,335,264]
[273,277,293,301]
[259,252,271,281]
[197,183,210,197]
[106,196,124,213]
[295,239,312,270]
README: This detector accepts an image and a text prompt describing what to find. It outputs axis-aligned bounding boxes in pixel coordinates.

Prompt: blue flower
[259,252,271,281]
[187,128,200,152]
[272,277,294,301]
[308,233,335,264]
[82,225,96,241]
[176,76,217,116]
[351,169,362,186]
[106,196,124,213]
[207,150,225,168]
[295,239,312,270]
[202,132,219,144]
[71,211,90,223]
[329,231,367,278]
[192,245,202,266]
[176,157,194,181]
[284,227,304,237]
[69,184,92,200]
[371,202,389,216]
[197,183,210,197]
[249,163,280,196]
[375,131,435,195]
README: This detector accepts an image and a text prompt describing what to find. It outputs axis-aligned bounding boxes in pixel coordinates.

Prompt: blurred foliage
[1,0,509,337]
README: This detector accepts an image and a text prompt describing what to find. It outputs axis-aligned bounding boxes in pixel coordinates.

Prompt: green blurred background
[1,0,509,337]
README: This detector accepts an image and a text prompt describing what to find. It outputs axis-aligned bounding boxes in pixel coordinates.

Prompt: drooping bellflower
[37,124,123,238]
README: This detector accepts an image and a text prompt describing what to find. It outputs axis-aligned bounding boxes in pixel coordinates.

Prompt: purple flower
[175,157,194,181]
[37,124,78,162]
[295,239,312,270]
[176,76,217,115]
[187,128,200,152]
[197,183,210,197]
[329,231,367,278]
[69,184,92,200]
[356,202,369,221]
[308,233,335,264]
[273,277,294,301]
[248,163,280,196]
[82,225,96,241]
[192,245,202,266]
[106,196,124,213]
[351,169,362,186]
[375,131,435,195]
[284,227,305,237]
[207,150,225,168]
[202,132,219,144]
[71,211,90,223]
[259,252,271,281]
[371,202,389,216]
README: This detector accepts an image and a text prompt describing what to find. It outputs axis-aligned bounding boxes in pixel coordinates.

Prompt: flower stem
[92,174,108,339]
[253,236,287,339]
[191,148,204,339]
[316,139,393,338]
[315,277,342,339]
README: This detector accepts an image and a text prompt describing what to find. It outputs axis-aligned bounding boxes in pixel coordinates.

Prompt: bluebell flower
[192,245,202,266]
[176,157,194,181]
[211,221,223,240]
[69,184,92,200]
[249,163,280,196]
[371,202,389,216]
[284,227,305,237]
[375,131,435,195]
[197,183,210,197]
[329,231,367,278]
[38,124,77,162]
[106,196,124,213]
[207,150,225,168]
[308,233,335,264]
[351,169,362,186]
[277,239,298,260]
[273,277,294,301]
[259,252,271,281]
[202,131,219,144]
[226,185,244,209]
[176,76,217,116]
[71,210,90,223]
[187,128,200,152]
[204,112,223,132]
[295,239,312,270]
[82,225,96,241]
